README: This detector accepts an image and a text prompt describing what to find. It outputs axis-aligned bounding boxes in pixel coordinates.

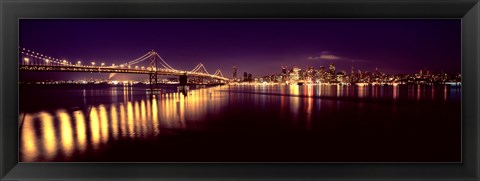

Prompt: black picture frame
[1,0,479,180]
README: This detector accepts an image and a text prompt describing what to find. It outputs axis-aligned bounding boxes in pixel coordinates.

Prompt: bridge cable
[198,64,210,75]
[124,52,154,66]
[154,53,175,70]
[190,64,202,72]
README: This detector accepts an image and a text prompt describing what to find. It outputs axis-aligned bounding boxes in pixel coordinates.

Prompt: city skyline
[18,19,462,162]
[20,19,461,81]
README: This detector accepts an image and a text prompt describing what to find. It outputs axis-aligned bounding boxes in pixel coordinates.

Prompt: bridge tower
[149,50,158,90]
[179,73,188,86]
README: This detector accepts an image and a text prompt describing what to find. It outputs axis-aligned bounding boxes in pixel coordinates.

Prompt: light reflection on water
[19,84,460,162]
[20,87,228,161]
[73,110,87,153]
[20,114,37,162]
[57,110,74,157]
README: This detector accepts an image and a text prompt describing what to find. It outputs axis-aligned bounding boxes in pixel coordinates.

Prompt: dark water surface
[19,84,461,162]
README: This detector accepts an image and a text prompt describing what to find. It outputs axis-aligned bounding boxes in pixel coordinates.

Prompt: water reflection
[393,84,399,100]
[40,112,57,160]
[20,87,229,161]
[99,105,109,144]
[89,107,101,149]
[224,84,461,132]
[110,105,119,140]
[57,110,74,157]
[73,110,87,152]
[20,114,38,162]
[19,84,460,162]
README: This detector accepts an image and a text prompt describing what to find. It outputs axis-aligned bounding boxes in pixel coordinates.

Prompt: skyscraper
[358,70,363,82]
[233,66,237,81]
[318,66,326,81]
[281,66,287,75]
[329,63,335,75]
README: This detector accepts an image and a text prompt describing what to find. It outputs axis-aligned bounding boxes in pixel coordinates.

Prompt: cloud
[319,54,341,60]
[308,51,342,60]
[308,51,369,63]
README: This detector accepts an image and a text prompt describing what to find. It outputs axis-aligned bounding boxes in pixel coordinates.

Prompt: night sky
[20,19,461,81]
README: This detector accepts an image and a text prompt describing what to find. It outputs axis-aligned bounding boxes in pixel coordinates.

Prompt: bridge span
[19,48,229,88]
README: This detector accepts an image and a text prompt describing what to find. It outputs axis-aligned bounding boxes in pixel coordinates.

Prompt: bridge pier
[179,74,188,86]
[178,74,189,93]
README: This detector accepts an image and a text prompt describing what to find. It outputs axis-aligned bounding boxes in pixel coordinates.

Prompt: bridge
[19,48,228,89]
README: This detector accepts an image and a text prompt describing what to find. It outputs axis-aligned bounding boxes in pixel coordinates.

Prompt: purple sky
[20,19,461,81]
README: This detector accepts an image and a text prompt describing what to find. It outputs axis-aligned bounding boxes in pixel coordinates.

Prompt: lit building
[233,66,237,81]
[336,72,345,83]
[329,63,335,75]
[289,66,301,83]
[281,66,287,75]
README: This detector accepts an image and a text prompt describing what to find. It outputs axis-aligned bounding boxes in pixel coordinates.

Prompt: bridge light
[77,61,81,64]
[128,66,131,68]
[101,63,105,66]
[141,66,145,69]
[112,64,115,67]
[23,58,29,62]
[135,66,139,69]
[120,65,124,68]
[45,59,50,63]
[91,62,95,66]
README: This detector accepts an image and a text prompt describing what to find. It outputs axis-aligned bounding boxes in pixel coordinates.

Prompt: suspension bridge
[19,48,228,88]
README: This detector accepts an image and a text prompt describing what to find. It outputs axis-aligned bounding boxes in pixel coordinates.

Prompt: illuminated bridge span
[19,48,228,88]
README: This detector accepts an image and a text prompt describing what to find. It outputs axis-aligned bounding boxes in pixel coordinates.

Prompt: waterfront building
[233,66,237,81]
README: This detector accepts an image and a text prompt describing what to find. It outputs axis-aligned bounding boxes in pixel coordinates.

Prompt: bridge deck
[19,65,229,81]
